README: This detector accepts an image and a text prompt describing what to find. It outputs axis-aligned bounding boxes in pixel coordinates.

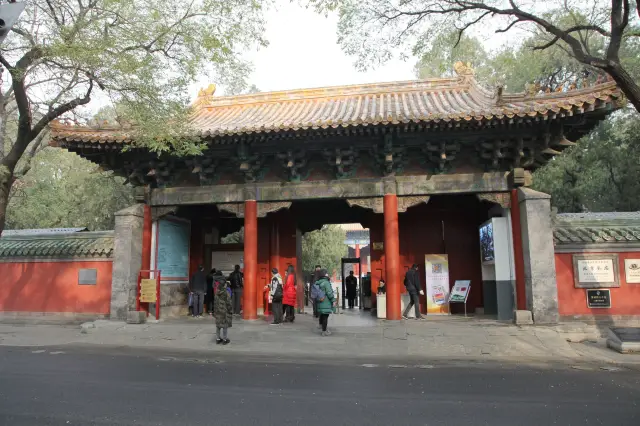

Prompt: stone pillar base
[514,310,533,325]
[126,310,147,324]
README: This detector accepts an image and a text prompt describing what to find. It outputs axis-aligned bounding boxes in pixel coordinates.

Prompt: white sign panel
[577,259,615,283]
[449,280,471,303]
[625,259,640,284]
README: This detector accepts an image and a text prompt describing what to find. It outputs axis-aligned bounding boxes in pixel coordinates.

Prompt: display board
[211,250,244,276]
[156,217,190,280]
[624,259,640,284]
[425,254,450,315]
[449,280,471,303]
[586,289,611,308]
[139,279,157,303]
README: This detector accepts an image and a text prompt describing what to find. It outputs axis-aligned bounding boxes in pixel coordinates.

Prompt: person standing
[403,264,425,320]
[313,269,335,336]
[228,264,243,316]
[270,268,284,325]
[189,265,207,318]
[205,268,216,316]
[310,264,321,317]
[283,265,297,322]
[345,270,357,309]
[214,279,233,345]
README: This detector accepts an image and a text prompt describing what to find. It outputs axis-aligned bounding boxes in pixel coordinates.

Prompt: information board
[425,254,450,315]
[624,259,640,284]
[140,279,157,303]
[586,289,611,308]
[157,218,190,280]
[449,280,471,303]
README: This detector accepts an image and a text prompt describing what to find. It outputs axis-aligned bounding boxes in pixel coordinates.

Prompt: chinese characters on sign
[573,254,619,288]
[425,254,450,315]
[140,279,157,303]
[624,259,640,284]
[586,289,611,308]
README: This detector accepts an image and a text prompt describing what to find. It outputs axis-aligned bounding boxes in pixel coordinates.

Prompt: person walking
[189,265,207,318]
[403,264,425,320]
[283,265,297,322]
[310,264,321,317]
[228,265,243,316]
[214,279,233,345]
[345,270,357,309]
[270,268,284,325]
[313,269,336,336]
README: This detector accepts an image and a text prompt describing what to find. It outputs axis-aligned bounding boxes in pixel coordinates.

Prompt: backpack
[310,282,326,302]
[273,283,283,302]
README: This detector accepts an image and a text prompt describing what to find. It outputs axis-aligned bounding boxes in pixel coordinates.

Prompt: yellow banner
[425,254,450,315]
[140,279,157,303]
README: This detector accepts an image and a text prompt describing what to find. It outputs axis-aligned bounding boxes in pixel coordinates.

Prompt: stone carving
[217,202,292,218]
[347,198,384,214]
[151,205,178,221]
[398,196,430,212]
[477,193,511,208]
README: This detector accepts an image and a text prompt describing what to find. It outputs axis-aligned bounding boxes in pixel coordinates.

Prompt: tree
[310,0,640,112]
[221,227,244,244]
[0,0,270,235]
[6,147,134,230]
[301,225,347,277]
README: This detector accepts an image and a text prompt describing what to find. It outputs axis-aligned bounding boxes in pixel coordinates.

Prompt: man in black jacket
[189,265,207,318]
[403,264,424,319]
[228,264,243,315]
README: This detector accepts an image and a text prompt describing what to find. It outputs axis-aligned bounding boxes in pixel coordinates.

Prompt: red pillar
[141,205,152,271]
[510,189,527,310]
[243,200,258,320]
[384,194,401,320]
[270,219,280,273]
[355,244,360,275]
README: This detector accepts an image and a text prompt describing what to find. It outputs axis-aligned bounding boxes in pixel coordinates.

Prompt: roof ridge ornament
[194,83,217,108]
[453,61,475,77]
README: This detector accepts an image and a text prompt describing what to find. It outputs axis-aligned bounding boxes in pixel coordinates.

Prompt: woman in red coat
[283,265,297,323]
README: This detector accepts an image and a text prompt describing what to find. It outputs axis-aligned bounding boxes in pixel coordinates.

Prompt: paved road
[0,345,638,426]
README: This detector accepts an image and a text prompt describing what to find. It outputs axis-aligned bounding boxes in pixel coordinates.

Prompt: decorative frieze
[477,193,511,208]
[346,195,430,213]
[218,202,292,218]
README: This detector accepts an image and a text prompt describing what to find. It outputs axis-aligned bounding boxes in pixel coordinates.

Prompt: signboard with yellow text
[425,254,450,315]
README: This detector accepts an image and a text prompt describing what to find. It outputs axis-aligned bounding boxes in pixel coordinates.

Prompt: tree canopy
[301,225,347,277]
[309,0,640,112]
[0,0,271,234]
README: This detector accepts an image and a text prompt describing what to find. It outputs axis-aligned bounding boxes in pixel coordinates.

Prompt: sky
[193,2,416,97]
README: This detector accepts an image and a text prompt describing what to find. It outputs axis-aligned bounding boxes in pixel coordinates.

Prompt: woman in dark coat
[214,280,233,345]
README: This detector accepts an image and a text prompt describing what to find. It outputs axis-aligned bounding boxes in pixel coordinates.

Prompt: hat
[272,267,278,274]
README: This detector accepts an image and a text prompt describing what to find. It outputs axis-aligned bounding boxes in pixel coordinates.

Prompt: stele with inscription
[624,259,640,284]
[577,259,615,284]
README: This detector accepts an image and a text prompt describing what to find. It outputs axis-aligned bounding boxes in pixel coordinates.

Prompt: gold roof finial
[198,83,217,98]
[453,61,475,77]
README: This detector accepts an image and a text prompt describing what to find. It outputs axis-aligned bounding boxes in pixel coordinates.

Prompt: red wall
[555,252,640,316]
[0,261,113,314]
[369,196,488,314]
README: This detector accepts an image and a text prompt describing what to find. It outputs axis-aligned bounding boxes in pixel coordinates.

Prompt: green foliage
[6,148,134,230]
[532,112,640,213]
[301,225,347,276]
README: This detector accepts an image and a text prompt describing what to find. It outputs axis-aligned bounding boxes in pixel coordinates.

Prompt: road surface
[0,345,638,425]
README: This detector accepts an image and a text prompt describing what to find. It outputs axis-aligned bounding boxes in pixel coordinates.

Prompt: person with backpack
[283,265,297,322]
[270,268,284,325]
[228,264,243,316]
[312,269,335,336]
[214,278,233,345]
[310,265,321,317]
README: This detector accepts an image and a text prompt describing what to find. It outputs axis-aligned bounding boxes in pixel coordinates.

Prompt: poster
[425,254,450,315]
[449,280,471,303]
[624,259,640,284]
[156,217,190,280]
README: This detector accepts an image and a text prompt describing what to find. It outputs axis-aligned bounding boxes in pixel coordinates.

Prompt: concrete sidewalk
[1,311,639,365]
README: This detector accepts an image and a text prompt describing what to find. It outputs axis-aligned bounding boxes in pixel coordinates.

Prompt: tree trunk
[0,162,13,234]
[605,62,640,113]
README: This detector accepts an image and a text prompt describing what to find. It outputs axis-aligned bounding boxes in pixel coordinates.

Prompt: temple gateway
[50,63,622,324]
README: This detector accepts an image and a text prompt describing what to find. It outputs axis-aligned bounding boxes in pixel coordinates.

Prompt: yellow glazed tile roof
[50,68,623,144]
